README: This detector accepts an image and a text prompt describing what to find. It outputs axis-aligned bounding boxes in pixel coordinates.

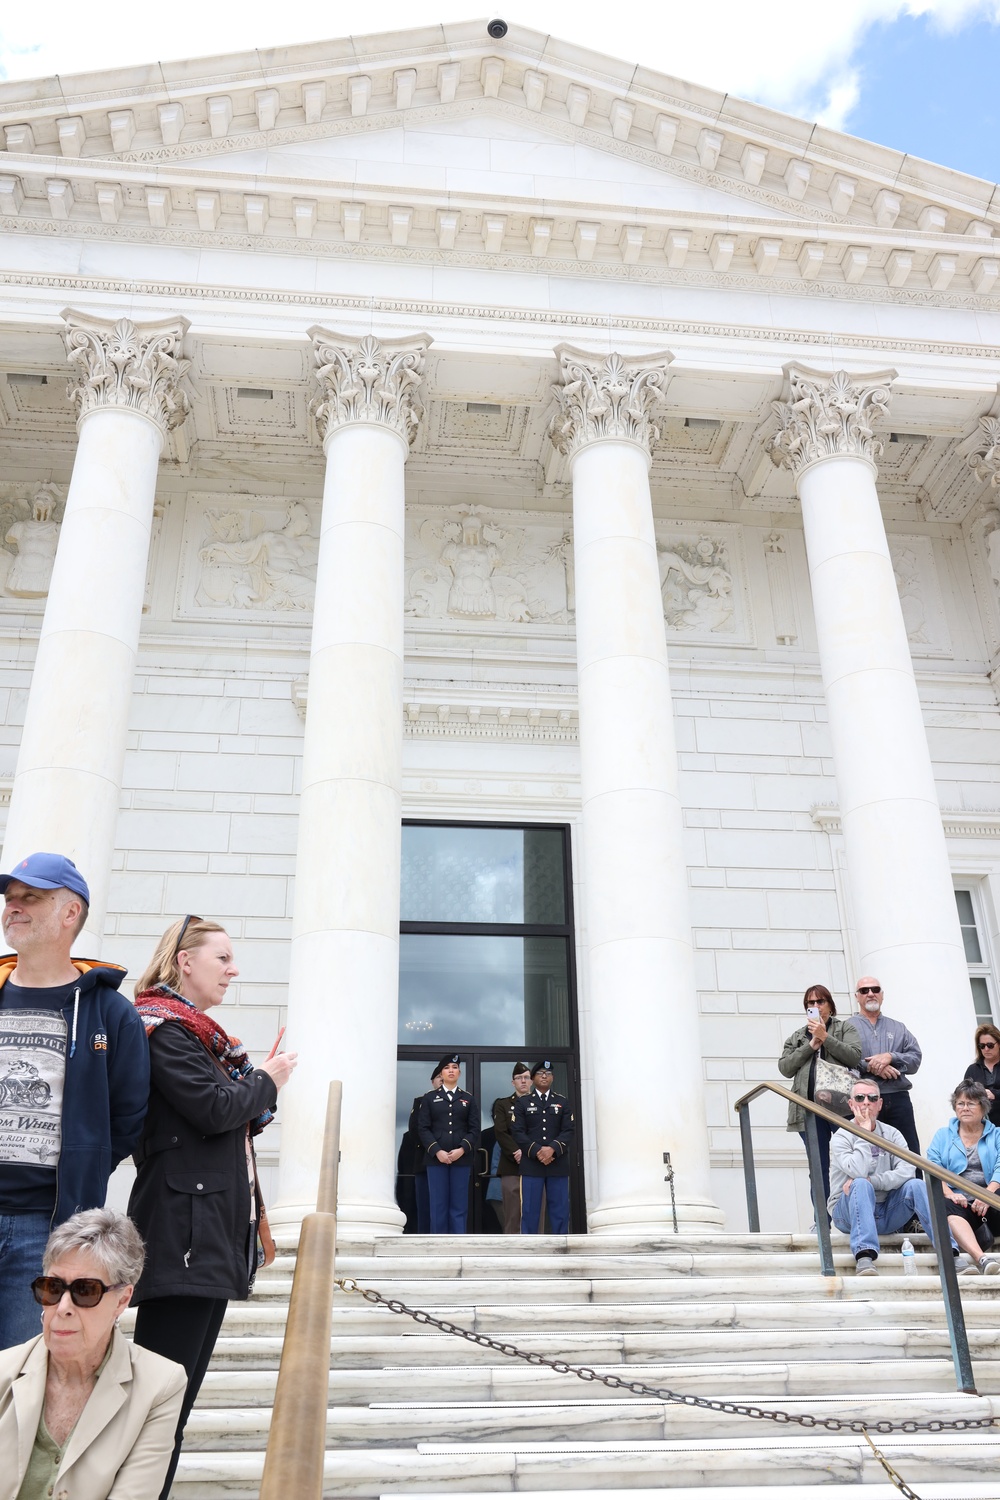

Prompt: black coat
[513,1089,575,1177]
[128,1023,278,1303]
[417,1087,480,1158]
[965,1061,1000,1127]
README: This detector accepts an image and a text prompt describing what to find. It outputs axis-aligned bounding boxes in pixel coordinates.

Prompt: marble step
[171,1432,1000,1497]
[196,1352,1000,1400]
[387,1488,1000,1500]
[148,1294,1000,1336]
[329,1249,949,1280]
[179,1389,1000,1448]
[281,1232,883,1257]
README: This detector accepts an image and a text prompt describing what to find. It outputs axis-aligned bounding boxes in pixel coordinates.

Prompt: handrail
[734,1080,1000,1211]
[259,1080,342,1500]
[733,1079,996,1395]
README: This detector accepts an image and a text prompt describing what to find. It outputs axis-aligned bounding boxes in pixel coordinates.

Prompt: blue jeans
[521,1175,569,1234]
[426,1160,471,1233]
[0,1211,51,1350]
[831,1178,953,1259]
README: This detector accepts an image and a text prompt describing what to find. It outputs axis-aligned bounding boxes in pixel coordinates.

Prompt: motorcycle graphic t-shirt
[0,980,72,1213]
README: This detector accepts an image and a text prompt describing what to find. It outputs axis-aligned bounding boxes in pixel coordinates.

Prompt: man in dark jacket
[513,1060,575,1234]
[0,852,149,1349]
[491,1060,533,1234]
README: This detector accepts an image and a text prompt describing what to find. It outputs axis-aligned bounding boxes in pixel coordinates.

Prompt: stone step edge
[378,1488,997,1500]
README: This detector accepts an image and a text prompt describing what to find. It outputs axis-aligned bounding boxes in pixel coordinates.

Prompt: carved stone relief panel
[966,504,1000,655]
[0,483,64,606]
[404,504,573,627]
[175,492,319,623]
[887,534,951,657]
[763,531,798,646]
[655,521,754,646]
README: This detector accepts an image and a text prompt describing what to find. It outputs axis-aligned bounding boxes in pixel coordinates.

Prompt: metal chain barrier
[335,1275,1000,1499]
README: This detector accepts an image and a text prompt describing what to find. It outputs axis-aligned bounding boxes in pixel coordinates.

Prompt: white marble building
[0,18,999,1239]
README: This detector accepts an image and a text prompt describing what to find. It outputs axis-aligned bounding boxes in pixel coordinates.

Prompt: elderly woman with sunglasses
[927,1080,1000,1275]
[126,916,297,1499]
[0,1208,186,1500]
[964,1025,1000,1128]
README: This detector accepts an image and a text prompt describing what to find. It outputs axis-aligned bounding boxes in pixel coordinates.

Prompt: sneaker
[958,1257,983,1275]
[855,1254,879,1276]
[954,1253,975,1272]
[980,1257,1000,1276]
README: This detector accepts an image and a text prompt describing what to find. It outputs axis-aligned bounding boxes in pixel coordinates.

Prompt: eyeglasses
[980,1040,999,1051]
[31,1275,124,1309]
[174,914,201,959]
[851,1094,881,1103]
[856,986,882,996]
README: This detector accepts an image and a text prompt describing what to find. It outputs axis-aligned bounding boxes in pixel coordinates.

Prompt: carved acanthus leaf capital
[308,329,430,446]
[968,415,1000,488]
[547,345,673,460]
[768,364,896,479]
[63,311,190,434]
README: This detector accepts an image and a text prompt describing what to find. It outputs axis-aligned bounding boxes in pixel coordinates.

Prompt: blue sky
[1,2,999,184]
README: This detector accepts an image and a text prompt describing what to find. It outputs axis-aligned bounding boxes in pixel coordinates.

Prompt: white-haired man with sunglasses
[847,976,922,1156]
[828,1082,957,1276]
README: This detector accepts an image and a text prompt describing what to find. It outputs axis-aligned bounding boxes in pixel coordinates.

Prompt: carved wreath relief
[0,484,63,603]
[658,534,735,634]
[405,505,574,625]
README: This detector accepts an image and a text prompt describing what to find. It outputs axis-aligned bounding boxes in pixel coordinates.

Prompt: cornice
[4,269,1000,366]
[811,805,1000,838]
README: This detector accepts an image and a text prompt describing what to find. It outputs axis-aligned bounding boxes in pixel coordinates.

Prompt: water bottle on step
[901,1237,916,1276]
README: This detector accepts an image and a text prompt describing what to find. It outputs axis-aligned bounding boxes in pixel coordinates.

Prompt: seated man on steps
[828,1081,953,1276]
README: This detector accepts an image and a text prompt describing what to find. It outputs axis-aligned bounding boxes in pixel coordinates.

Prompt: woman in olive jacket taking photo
[779,984,862,1213]
[127,916,297,1500]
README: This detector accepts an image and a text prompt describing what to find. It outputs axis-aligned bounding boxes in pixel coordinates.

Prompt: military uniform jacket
[417,1086,481,1158]
[513,1089,575,1177]
[491,1092,522,1177]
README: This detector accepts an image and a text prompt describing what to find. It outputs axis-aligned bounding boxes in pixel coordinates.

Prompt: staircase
[156,1231,1000,1498]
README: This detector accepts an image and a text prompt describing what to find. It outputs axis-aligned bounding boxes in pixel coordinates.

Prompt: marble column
[1,313,189,948]
[549,347,722,1234]
[272,331,429,1234]
[770,366,974,1147]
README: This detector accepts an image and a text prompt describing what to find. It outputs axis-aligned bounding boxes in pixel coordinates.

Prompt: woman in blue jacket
[927,1080,1000,1275]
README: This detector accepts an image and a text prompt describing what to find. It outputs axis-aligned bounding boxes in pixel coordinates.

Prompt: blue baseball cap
[0,853,90,905]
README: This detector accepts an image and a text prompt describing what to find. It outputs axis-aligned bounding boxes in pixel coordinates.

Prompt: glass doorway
[394,822,584,1233]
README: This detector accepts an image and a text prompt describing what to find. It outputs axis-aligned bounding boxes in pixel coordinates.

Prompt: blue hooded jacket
[927,1115,1000,1186]
[0,955,149,1225]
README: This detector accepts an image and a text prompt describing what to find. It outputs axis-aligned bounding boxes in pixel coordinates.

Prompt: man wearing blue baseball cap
[0,853,149,1349]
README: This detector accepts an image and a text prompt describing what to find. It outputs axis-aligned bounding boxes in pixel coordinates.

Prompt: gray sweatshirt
[827,1120,914,1214]
[847,1012,921,1095]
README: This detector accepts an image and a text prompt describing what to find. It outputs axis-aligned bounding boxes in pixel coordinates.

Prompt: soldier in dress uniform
[491,1061,535,1234]
[512,1059,575,1234]
[417,1054,481,1234]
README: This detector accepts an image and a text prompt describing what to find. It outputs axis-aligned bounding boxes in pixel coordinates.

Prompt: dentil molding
[812,804,1000,838]
[309,329,430,446]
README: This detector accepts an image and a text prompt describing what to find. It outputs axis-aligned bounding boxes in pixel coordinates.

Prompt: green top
[15,1342,113,1500]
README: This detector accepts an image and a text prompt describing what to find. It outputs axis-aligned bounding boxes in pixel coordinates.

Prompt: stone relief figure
[658,534,735,633]
[890,543,929,645]
[0,484,63,599]
[405,505,572,624]
[195,502,318,611]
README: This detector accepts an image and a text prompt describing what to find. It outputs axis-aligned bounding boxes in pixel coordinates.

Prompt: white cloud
[0,0,998,131]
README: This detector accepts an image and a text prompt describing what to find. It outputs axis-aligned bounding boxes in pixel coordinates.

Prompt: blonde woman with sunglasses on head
[126,916,297,1499]
[0,1208,186,1500]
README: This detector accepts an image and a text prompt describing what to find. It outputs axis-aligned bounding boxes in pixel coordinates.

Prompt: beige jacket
[0,1328,186,1500]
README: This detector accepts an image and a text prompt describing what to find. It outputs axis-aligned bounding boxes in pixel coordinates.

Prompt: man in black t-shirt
[0,852,149,1349]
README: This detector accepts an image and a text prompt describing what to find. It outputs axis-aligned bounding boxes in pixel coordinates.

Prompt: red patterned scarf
[134,985,274,1136]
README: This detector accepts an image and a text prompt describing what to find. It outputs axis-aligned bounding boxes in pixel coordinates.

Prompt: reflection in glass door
[395,822,583,1232]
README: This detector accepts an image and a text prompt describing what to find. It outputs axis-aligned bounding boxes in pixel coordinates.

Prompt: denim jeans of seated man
[0,1211,51,1350]
[832,1177,954,1259]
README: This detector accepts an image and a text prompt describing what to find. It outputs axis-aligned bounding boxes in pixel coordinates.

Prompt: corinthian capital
[548,345,673,460]
[63,311,190,434]
[308,329,430,447]
[968,415,1000,488]
[768,364,896,479]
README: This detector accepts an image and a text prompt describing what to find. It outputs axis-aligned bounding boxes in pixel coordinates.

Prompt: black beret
[435,1054,461,1074]
[531,1059,554,1076]
[512,1060,530,1078]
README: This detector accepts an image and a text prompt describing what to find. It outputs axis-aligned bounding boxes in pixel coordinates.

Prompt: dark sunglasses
[857,986,882,995]
[174,914,201,959]
[31,1274,124,1309]
[851,1093,881,1103]
[980,1039,999,1050]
